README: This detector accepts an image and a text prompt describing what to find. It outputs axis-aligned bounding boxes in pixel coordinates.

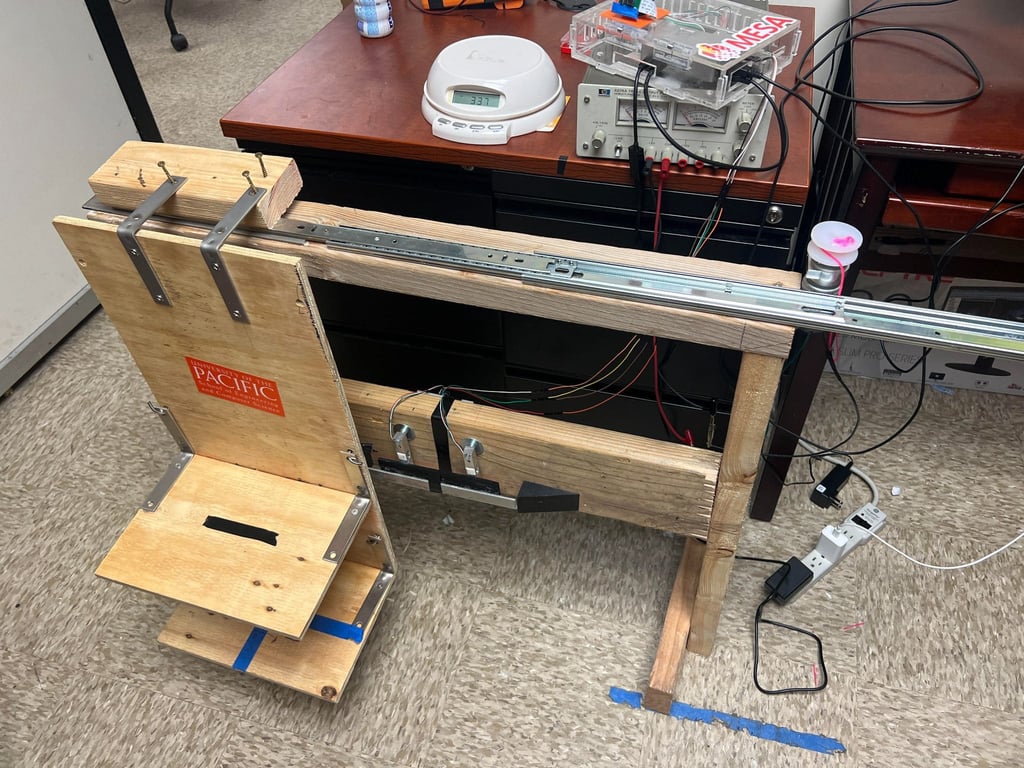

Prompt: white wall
[0,1,138,391]
[786,0,849,48]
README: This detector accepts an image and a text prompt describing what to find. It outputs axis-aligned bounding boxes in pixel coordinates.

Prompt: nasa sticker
[697,15,796,63]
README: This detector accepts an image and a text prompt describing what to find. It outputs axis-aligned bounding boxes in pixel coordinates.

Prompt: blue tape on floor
[232,627,267,672]
[609,687,846,755]
[310,614,364,643]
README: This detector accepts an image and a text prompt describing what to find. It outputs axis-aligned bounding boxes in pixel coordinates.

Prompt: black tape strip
[557,155,568,175]
[431,393,454,475]
[379,458,441,493]
[515,481,580,513]
[203,516,278,546]
[440,471,501,494]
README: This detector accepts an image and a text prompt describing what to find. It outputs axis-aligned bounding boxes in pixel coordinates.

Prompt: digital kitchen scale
[421,35,565,145]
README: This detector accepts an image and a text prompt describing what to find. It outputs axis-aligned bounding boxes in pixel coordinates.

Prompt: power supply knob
[592,129,606,150]
[737,112,753,133]
[710,149,724,164]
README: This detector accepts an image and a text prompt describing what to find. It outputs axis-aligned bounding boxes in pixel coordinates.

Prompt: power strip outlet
[768,504,887,604]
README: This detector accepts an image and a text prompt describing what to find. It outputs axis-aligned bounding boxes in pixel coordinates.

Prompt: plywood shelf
[96,455,368,639]
[159,560,390,701]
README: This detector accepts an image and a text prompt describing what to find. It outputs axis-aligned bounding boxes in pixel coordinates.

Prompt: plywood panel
[96,456,360,639]
[53,217,363,494]
[160,560,387,702]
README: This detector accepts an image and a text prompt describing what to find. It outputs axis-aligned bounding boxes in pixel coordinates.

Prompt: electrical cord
[797,439,879,505]
[798,26,983,107]
[867,528,1024,571]
[754,564,829,695]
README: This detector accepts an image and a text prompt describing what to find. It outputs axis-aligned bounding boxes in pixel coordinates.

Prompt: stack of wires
[388,335,663,451]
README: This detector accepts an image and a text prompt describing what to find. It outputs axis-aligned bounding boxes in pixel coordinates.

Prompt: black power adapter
[810,464,852,509]
[764,556,814,604]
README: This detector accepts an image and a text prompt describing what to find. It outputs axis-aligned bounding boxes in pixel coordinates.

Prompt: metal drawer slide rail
[85,198,1024,361]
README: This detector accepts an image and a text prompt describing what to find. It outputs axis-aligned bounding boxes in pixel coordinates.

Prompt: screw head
[764,205,784,225]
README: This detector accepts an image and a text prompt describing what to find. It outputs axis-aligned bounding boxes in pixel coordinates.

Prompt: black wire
[769,341,928,461]
[754,72,941,281]
[753,591,829,695]
[738,555,789,567]
[692,539,787,567]
[798,26,983,107]
[792,0,963,99]
[879,343,930,374]
[930,198,1024,306]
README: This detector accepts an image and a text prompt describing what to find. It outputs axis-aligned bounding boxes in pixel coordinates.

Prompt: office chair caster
[171,33,188,51]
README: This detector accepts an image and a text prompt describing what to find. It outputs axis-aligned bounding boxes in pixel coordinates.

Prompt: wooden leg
[688,352,784,656]
[643,537,705,714]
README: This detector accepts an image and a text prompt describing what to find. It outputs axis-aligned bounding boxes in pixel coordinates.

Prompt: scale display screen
[451,90,501,108]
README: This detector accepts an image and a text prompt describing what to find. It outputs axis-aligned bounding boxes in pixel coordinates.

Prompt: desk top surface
[851,0,1023,162]
[221,2,814,203]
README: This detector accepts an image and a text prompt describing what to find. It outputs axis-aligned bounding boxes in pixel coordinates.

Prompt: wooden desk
[222,1,817,520]
[846,0,1024,268]
[755,0,1024,519]
[222,1,812,205]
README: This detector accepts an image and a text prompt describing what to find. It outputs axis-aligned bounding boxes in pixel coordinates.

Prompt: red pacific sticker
[185,357,285,417]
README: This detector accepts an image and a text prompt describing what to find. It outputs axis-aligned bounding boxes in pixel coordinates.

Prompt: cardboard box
[831,271,1024,396]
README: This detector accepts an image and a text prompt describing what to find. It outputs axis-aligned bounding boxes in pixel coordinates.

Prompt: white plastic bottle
[354,0,394,38]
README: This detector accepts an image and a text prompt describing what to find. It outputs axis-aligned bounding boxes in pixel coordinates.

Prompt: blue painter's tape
[310,614,364,644]
[232,627,267,672]
[608,687,846,755]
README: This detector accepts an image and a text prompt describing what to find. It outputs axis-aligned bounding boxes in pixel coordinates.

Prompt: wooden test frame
[60,142,796,710]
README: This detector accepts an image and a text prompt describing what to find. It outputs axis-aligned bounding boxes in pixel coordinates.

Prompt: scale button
[470,124,486,130]
[437,117,451,124]
[488,124,505,131]
[452,121,467,128]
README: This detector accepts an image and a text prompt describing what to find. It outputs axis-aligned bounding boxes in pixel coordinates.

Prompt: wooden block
[643,537,705,713]
[345,380,719,536]
[160,560,389,701]
[88,141,301,229]
[96,456,365,639]
[687,352,784,655]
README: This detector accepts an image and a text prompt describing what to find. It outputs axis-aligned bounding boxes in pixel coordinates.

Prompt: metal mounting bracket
[199,186,266,322]
[116,176,187,306]
[322,496,372,563]
[352,570,394,631]
[392,424,415,464]
[147,401,192,453]
[461,437,483,476]
[142,451,193,512]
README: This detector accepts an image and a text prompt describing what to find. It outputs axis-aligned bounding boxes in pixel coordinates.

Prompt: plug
[628,143,646,185]
[810,463,851,509]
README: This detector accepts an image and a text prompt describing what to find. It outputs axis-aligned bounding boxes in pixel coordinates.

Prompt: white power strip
[770,504,887,604]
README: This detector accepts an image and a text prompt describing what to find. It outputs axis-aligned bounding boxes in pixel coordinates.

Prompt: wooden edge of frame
[642,537,706,713]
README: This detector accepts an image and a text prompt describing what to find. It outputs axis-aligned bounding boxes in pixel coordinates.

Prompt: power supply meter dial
[673,106,728,131]
[617,99,670,125]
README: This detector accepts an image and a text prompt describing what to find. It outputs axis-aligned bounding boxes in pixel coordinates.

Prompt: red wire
[652,338,694,445]
[820,249,847,362]
[653,159,669,250]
